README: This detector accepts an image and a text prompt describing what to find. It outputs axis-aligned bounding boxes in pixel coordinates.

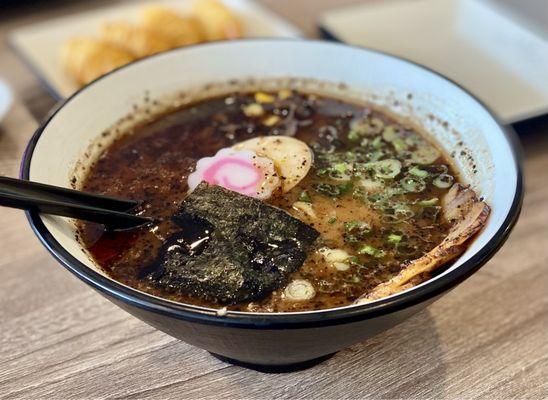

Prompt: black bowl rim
[20,38,523,329]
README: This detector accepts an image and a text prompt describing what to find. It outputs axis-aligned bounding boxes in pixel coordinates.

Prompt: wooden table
[0,1,547,398]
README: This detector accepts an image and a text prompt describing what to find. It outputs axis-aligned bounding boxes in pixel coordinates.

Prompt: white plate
[0,79,13,123]
[9,0,302,99]
[319,0,548,124]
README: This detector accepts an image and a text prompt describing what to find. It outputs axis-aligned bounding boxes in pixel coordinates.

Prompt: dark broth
[79,90,456,312]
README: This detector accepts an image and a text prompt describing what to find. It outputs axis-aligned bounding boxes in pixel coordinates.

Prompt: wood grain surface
[0,1,547,398]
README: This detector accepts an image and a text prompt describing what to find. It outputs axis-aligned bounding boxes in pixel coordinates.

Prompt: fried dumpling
[101,21,174,57]
[192,0,243,41]
[62,37,135,85]
[141,5,203,47]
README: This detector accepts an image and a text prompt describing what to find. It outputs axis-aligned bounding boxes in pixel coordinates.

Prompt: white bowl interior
[27,40,518,313]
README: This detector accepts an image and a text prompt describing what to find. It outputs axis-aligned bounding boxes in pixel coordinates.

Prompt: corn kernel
[262,115,280,127]
[254,92,276,103]
[277,89,292,100]
[242,103,264,117]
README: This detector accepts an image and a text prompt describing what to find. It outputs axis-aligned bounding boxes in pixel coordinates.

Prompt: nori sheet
[144,183,319,304]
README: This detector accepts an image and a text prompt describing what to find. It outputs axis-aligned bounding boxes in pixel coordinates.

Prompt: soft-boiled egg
[233,136,313,193]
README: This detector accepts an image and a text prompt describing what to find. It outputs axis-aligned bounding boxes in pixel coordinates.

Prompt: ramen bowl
[21,39,522,371]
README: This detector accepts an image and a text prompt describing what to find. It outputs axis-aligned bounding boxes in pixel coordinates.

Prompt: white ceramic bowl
[21,40,522,370]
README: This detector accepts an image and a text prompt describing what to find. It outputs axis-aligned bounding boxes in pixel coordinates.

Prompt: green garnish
[411,146,440,164]
[316,163,352,181]
[314,181,353,197]
[327,216,337,224]
[433,174,454,189]
[333,163,349,174]
[367,150,385,162]
[418,197,439,206]
[409,166,429,178]
[372,136,384,149]
[339,181,354,195]
[358,244,386,258]
[348,256,360,265]
[392,138,408,153]
[343,220,372,243]
[347,129,361,142]
[388,233,402,244]
[382,125,398,142]
[401,177,426,193]
[298,190,312,203]
[374,159,402,179]
[345,276,361,283]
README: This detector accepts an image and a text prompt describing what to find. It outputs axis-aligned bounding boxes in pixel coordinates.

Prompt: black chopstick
[0,176,138,211]
[0,177,152,230]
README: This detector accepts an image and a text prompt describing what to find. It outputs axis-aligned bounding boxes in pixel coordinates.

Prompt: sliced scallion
[347,129,361,142]
[401,177,426,192]
[409,166,429,178]
[358,244,386,258]
[388,233,402,244]
[382,126,398,142]
[359,178,384,192]
[375,159,402,179]
[418,197,439,206]
[344,220,372,243]
[298,190,312,203]
[433,173,454,188]
[372,136,384,149]
[392,138,408,153]
[411,146,440,164]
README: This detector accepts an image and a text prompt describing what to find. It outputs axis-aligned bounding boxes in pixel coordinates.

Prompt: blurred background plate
[319,0,548,124]
[0,79,13,123]
[9,0,302,99]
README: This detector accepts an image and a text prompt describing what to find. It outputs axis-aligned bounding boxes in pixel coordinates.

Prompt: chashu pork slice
[356,184,490,304]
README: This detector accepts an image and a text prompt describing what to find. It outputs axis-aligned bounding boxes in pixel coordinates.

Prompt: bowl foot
[209,352,336,373]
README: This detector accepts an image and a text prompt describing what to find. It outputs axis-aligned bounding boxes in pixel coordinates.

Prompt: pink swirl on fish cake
[188,148,280,199]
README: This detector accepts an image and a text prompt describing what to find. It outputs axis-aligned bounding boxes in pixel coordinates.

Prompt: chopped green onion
[333,163,348,173]
[345,275,361,283]
[401,177,426,192]
[382,126,398,142]
[347,129,361,142]
[418,197,439,206]
[370,118,385,133]
[359,178,385,192]
[366,150,385,162]
[352,187,368,203]
[372,136,384,149]
[314,183,340,197]
[358,244,386,258]
[327,216,337,224]
[433,173,454,188]
[409,166,429,178]
[367,193,385,203]
[314,181,353,197]
[350,116,384,136]
[392,138,408,153]
[374,159,402,179]
[298,190,312,203]
[388,233,402,244]
[284,279,315,301]
[344,220,372,243]
[411,146,440,164]
[339,181,353,194]
[348,256,360,265]
[421,206,441,221]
